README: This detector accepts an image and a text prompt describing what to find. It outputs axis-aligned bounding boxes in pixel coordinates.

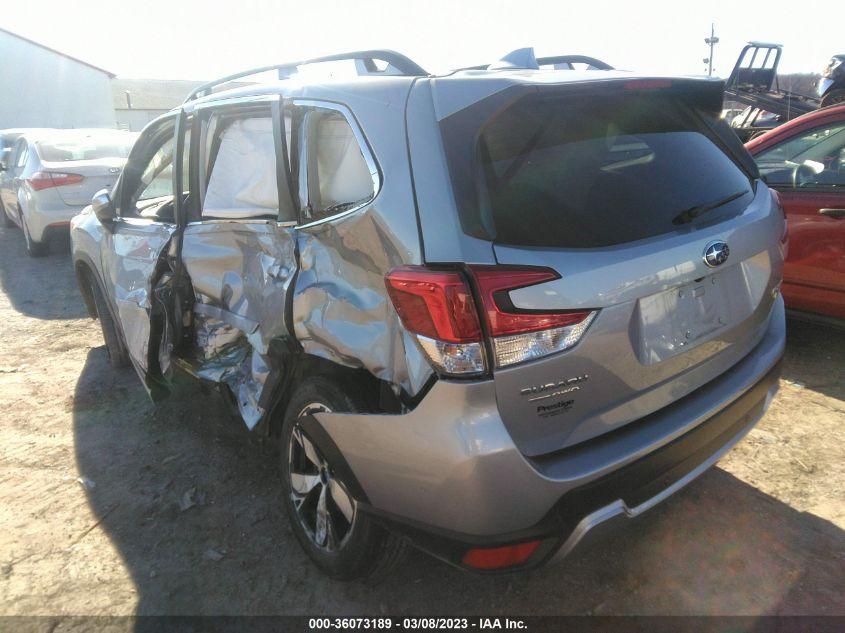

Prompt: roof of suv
[176,47,727,116]
[186,67,722,121]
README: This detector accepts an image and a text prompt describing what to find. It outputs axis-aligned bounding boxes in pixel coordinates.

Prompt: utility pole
[704,23,719,76]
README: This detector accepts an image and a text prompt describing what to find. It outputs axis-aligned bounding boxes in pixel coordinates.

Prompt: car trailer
[725,42,820,141]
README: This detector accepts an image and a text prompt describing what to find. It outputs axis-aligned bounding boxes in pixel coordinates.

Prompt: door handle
[819,208,845,218]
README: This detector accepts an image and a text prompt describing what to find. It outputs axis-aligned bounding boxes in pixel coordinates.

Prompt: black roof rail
[455,54,613,72]
[184,49,428,103]
[536,55,613,70]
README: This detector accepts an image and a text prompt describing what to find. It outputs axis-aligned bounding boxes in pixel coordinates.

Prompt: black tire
[21,212,48,257]
[821,89,845,108]
[89,274,130,368]
[279,376,407,580]
[1,200,15,228]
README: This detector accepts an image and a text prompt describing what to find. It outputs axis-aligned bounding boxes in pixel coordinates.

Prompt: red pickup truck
[746,104,845,322]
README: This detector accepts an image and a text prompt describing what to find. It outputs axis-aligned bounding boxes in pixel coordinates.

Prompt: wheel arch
[263,352,401,439]
[73,255,101,319]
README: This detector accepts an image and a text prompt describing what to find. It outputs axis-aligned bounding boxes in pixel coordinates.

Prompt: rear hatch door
[440,80,784,456]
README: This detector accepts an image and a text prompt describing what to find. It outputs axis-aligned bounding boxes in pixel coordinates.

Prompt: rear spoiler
[617,77,725,116]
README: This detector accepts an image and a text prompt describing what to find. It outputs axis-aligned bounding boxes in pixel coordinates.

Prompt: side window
[15,140,28,169]
[302,108,375,224]
[202,115,283,220]
[137,137,175,201]
[120,120,176,219]
[756,122,845,188]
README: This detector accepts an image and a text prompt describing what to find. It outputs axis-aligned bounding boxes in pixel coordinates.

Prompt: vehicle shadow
[782,317,845,401]
[72,344,845,618]
[0,226,86,320]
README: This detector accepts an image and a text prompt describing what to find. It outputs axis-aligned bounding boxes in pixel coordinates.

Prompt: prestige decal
[537,399,574,418]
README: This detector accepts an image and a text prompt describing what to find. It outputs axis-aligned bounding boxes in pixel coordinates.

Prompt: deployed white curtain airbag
[203,117,279,219]
[315,116,373,211]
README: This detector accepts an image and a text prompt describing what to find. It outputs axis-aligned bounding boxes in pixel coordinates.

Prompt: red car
[746,104,845,322]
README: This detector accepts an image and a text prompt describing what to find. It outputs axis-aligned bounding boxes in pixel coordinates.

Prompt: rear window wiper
[672,190,749,226]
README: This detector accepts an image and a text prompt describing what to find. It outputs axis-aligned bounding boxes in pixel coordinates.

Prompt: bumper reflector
[461,540,541,570]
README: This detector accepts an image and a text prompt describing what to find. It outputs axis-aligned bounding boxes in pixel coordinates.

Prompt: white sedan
[0,128,136,256]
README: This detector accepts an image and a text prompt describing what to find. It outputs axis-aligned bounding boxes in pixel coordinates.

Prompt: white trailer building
[0,27,115,129]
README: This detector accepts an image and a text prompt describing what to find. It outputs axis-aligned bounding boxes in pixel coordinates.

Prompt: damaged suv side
[72,50,786,579]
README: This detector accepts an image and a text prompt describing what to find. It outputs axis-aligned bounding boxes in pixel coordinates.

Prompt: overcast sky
[2,0,842,80]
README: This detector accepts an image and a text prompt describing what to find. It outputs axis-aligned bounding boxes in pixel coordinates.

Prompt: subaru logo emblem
[703,240,730,268]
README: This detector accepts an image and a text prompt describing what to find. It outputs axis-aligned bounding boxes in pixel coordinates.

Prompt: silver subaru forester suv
[71,49,786,579]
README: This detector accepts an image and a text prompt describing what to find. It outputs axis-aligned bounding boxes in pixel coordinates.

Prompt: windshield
[447,91,754,248]
[36,135,135,162]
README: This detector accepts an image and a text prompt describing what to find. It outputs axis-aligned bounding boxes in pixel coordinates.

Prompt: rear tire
[279,376,407,580]
[89,275,130,368]
[1,201,14,228]
[21,212,48,257]
[821,89,845,108]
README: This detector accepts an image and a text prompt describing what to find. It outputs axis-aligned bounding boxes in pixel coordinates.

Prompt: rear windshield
[458,92,753,248]
[36,136,135,162]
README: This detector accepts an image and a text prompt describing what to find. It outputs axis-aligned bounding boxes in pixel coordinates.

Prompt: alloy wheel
[288,404,356,551]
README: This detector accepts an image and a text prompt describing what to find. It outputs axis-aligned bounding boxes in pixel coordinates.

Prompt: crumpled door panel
[292,210,433,399]
[181,220,296,428]
[101,220,177,392]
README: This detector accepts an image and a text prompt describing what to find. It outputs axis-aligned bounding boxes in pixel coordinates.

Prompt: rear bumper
[25,201,80,242]
[311,296,785,570]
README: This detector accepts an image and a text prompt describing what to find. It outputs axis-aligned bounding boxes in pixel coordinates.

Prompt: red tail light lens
[468,266,596,368]
[385,267,481,343]
[385,267,485,375]
[468,266,592,336]
[462,540,541,570]
[28,171,85,191]
[385,265,596,374]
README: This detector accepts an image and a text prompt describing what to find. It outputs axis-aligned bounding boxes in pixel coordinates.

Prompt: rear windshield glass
[36,136,135,162]
[469,93,753,248]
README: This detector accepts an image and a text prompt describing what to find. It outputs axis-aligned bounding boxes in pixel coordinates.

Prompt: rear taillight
[385,267,486,375]
[468,266,596,369]
[385,265,596,376]
[27,171,85,191]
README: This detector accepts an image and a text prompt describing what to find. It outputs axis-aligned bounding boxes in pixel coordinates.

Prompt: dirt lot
[0,225,843,617]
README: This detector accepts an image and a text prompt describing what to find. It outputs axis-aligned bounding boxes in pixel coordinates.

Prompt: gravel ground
[0,225,843,616]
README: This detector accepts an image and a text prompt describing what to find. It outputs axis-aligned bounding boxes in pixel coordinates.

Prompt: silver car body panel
[316,298,783,536]
[547,407,763,564]
[405,80,497,264]
[491,184,784,456]
[99,217,176,380]
[284,85,433,398]
[70,65,787,553]
[172,82,432,427]
[182,219,297,428]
